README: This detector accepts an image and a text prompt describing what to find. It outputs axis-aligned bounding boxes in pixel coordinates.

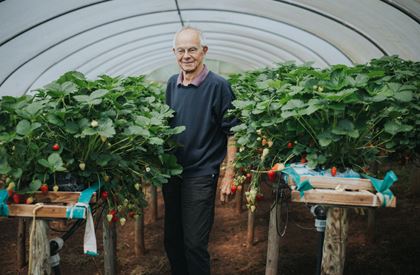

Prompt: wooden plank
[302,176,374,191]
[265,201,281,275]
[321,208,348,275]
[289,176,374,191]
[33,191,96,204]
[290,189,396,208]
[8,204,70,218]
[7,190,97,218]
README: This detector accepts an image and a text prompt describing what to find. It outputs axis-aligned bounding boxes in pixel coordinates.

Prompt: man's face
[173,29,208,74]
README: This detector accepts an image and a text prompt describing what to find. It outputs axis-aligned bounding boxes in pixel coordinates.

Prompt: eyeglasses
[174,47,201,56]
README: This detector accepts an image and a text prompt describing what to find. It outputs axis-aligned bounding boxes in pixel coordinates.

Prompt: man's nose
[183,52,192,57]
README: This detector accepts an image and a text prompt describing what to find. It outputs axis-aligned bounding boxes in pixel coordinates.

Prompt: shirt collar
[176,65,209,87]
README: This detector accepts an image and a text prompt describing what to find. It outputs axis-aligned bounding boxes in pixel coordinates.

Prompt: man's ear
[202,46,208,54]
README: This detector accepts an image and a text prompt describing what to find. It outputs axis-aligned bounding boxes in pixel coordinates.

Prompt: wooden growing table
[0,189,124,275]
[265,175,396,275]
[7,191,95,218]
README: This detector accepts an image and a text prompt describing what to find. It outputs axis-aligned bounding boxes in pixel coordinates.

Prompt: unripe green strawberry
[7,182,15,190]
[261,148,269,161]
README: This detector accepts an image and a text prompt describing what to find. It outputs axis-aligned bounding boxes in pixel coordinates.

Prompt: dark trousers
[162,174,218,275]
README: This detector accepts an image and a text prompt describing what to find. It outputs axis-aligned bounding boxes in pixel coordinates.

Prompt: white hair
[172,26,207,48]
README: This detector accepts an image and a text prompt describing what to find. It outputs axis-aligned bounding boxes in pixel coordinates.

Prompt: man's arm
[220,136,237,202]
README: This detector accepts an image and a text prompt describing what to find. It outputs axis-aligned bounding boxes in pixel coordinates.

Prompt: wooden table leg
[265,201,281,275]
[17,218,26,270]
[247,208,255,246]
[150,185,158,223]
[321,207,349,275]
[103,211,117,275]
[135,214,145,256]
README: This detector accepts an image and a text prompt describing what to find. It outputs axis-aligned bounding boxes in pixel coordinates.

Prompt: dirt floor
[1,162,419,275]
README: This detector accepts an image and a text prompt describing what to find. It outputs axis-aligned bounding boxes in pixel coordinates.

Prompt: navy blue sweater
[166,71,237,178]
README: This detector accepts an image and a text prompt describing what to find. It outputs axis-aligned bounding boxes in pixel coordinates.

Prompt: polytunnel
[0,0,419,96]
[1,2,420,274]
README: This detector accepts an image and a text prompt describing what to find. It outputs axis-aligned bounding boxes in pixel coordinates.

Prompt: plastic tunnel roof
[0,0,419,96]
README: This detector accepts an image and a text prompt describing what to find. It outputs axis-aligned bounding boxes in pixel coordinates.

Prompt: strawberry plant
[0,72,184,217]
[228,56,419,207]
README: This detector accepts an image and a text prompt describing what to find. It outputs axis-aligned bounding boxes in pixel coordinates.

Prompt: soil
[1,163,419,275]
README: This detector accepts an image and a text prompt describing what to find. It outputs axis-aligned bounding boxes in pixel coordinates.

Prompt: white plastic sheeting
[0,0,419,96]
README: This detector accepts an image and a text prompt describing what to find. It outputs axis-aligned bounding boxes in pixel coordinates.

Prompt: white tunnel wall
[0,0,419,96]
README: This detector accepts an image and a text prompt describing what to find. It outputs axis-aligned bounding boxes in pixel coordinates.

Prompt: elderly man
[163,26,237,275]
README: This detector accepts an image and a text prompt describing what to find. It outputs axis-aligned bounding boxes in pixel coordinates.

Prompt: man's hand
[219,173,234,202]
[220,136,237,202]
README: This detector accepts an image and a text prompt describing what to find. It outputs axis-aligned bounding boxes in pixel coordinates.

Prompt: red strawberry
[40,184,48,194]
[108,209,118,223]
[52,143,60,151]
[267,170,276,182]
[109,209,117,215]
[101,191,108,200]
[231,185,237,194]
[12,194,21,204]
[331,166,337,177]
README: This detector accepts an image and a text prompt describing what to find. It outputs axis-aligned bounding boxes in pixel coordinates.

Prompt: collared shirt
[176,65,209,87]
